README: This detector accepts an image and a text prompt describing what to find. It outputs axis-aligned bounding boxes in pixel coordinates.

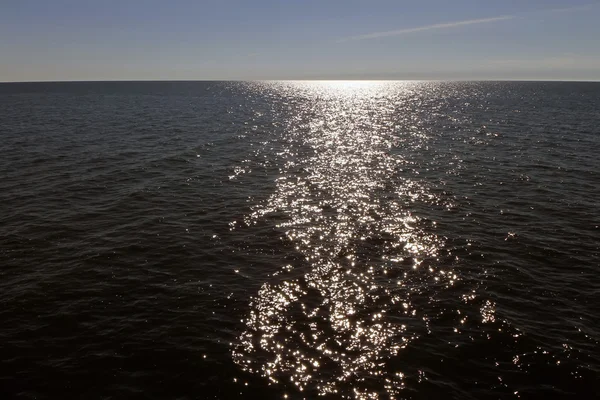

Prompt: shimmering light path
[232,82,512,398]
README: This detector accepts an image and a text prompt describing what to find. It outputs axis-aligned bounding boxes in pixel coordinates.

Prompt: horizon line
[2,78,600,84]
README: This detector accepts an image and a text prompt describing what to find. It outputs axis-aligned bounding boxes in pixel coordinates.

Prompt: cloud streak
[337,3,599,42]
[486,55,600,70]
[338,15,515,42]
[545,3,598,13]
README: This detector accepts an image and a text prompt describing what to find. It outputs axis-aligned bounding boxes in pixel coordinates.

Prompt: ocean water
[0,81,598,399]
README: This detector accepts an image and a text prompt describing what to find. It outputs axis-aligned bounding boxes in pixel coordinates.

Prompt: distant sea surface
[1,81,598,399]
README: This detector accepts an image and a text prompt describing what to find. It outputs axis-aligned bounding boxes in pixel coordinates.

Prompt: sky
[1,0,600,81]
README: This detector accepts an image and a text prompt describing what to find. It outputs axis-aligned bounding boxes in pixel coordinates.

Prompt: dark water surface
[0,81,598,399]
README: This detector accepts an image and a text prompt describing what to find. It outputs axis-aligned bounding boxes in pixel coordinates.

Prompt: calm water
[0,81,598,399]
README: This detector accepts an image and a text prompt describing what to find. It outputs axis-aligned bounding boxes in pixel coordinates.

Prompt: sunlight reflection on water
[232,81,494,399]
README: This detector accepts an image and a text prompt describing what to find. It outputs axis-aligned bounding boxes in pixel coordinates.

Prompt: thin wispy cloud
[487,54,600,69]
[338,15,514,42]
[545,3,598,13]
[338,3,598,42]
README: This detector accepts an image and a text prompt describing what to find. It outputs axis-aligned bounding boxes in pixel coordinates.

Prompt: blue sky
[1,0,600,81]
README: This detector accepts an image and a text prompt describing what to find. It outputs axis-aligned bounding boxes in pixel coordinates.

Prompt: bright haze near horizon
[2,0,600,82]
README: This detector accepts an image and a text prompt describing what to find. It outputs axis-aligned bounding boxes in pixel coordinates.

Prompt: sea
[0,81,598,399]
